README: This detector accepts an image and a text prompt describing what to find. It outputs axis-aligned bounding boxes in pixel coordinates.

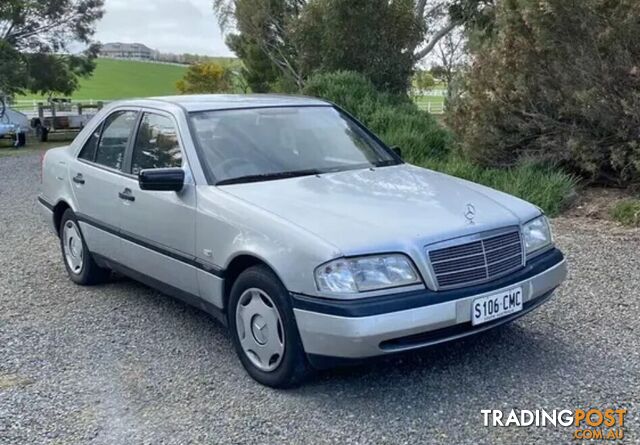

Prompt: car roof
[136,94,331,112]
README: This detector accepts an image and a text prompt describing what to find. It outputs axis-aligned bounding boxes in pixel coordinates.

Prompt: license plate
[471,287,523,326]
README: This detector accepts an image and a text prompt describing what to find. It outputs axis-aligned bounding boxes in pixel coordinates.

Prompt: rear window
[94,111,138,170]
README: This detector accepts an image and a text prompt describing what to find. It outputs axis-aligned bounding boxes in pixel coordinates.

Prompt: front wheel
[228,266,311,388]
[59,209,110,285]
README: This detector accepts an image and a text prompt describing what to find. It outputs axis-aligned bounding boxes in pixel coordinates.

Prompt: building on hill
[100,42,158,60]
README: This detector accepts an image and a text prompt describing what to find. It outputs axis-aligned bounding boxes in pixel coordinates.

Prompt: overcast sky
[94,0,234,56]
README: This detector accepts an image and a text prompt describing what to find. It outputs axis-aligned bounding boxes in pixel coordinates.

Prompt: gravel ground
[1,153,639,444]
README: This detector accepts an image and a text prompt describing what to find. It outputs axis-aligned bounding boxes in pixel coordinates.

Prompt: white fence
[418,101,445,114]
[10,99,107,117]
[11,96,446,116]
[9,99,107,118]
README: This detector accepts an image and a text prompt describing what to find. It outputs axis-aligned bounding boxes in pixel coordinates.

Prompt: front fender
[196,186,341,296]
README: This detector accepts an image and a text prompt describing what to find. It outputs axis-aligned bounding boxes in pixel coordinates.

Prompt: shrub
[611,199,640,227]
[448,0,640,186]
[425,158,579,216]
[176,62,233,94]
[303,71,451,161]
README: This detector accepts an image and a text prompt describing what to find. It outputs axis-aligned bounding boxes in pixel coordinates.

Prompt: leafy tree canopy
[0,0,104,51]
[0,0,104,97]
[295,0,423,93]
[0,40,26,95]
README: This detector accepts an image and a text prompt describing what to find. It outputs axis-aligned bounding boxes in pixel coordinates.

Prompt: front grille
[428,230,524,289]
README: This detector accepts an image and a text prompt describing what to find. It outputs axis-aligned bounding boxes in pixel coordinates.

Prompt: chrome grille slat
[432,254,485,274]
[487,252,522,266]
[483,240,521,253]
[436,264,487,276]
[429,242,483,263]
[431,251,485,264]
[428,230,524,289]
[485,244,522,264]
[483,233,520,251]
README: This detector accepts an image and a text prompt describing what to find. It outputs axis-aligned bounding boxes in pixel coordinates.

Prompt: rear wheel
[59,209,110,285]
[228,265,311,388]
[16,132,26,147]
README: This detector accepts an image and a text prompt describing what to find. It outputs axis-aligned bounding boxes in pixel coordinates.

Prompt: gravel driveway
[1,153,638,444]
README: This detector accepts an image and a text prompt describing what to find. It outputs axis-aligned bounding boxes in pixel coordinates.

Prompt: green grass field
[17,58,233,101]
[414,94,445,113]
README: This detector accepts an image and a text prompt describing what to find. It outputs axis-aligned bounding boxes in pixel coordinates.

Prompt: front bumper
[292,248,567,360]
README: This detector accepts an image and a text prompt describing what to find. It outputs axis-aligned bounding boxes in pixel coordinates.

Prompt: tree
[25,45,99,99]
[215,0,306,91]
[448,0,640,185]
[0,0,104,97]
[412,0,493,61]
[295,0,423,93]
[0,0,104,51]
[215,0,423,93]
[176,62,233,94]
[226,33,281,92]
[213,0,494,92]
[430,27,466,98]
[413,70,436,94]
[0,40,26,96]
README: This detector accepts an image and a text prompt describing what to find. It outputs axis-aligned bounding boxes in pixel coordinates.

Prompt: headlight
[522,215,552,256]
[315,254,420,294]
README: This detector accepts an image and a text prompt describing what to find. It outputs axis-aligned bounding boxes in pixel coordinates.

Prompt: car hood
[220,164,541,255]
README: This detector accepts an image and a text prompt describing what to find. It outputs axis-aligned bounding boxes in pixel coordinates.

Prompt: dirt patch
[0,374,34,390]
[564,187,638,221]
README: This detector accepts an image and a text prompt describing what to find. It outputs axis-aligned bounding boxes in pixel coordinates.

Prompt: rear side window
[94,111,138,170]
[78,124,102,161]
[131,113,182,174]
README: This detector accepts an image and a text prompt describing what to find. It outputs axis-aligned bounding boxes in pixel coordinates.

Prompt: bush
[176,62,233,94]
[303,71,451,161]
[303,70,577,215]
[426,158,578,216]
[611,199,640,227]
[448,0,640,186]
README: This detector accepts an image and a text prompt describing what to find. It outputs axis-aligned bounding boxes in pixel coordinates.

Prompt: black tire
[16,132,26,147]
[228,265,312,388]
[59,209,110,285]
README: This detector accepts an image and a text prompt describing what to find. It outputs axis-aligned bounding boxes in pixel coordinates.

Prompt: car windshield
[189,106,400,185]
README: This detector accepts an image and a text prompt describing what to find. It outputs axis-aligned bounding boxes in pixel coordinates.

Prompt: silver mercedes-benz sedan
[38,95,567,387]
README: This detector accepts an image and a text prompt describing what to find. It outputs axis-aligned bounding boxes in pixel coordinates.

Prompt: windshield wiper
[216,169,323,186]
[374,159,402,168]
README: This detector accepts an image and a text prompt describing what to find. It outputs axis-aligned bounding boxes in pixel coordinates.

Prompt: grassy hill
[18,58,236,101]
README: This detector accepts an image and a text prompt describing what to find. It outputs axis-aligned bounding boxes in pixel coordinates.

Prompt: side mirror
[391,146,402,159]
[138,168,185,192]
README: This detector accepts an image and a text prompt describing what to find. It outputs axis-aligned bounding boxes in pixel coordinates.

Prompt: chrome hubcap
[236,288,285,372]
[63,221,84,274]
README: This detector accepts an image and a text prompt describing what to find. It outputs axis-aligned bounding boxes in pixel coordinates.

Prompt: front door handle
[118,188,135,202]
[72,173,85,184]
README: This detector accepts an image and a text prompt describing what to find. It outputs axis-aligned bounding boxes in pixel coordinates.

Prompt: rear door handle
[72,173,85,185]
[118,188,135,202]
